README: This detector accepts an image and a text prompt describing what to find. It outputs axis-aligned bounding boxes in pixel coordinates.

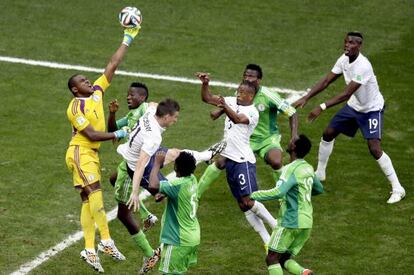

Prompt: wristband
[320,103,327,111]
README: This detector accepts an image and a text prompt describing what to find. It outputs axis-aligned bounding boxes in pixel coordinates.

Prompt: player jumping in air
[65,25,140,272]
[196,72,277,249]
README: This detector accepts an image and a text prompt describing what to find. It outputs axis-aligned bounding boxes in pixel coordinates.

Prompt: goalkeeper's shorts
[66,145,101,188]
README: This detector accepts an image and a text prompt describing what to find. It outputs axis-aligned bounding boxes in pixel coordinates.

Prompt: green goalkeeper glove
[122,26,141,47]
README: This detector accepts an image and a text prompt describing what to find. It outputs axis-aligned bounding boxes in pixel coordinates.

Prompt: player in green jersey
[148,150,206,275]
[251,135,324,275]
[107,82,159,232]
[244,64,298,180]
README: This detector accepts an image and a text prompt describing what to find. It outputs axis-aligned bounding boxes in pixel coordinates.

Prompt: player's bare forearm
[289,113,299,141]
[325,81,360,109]
[104,44,129,83]
[148,151,165,194]
[81,125,117,141]
[222,105,249,124]
[210,108,225,120]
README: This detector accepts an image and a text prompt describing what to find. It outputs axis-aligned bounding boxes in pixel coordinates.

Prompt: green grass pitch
[0,1,413,274]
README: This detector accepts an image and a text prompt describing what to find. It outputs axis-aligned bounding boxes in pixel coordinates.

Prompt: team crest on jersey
[257,103,266,112]
[92,94,100,102]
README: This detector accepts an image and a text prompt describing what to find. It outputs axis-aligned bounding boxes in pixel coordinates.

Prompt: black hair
[175,151,196,177]
[295,134,312,158]
[67,74,81,91]
[245,64,263,79]
[240,79,258,94]
[155,98,180,117]
[347,31,363,39]
[130,82,149,100]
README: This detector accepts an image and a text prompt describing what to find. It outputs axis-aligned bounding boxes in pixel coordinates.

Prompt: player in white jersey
[294,32,405,204]
[196,73,277,249]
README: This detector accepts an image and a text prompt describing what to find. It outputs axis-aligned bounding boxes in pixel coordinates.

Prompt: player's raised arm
[307,80,361,122]
[293,72,341,108]
[218,96,250,125]
[196,72,223,106]
[103,27,141,83]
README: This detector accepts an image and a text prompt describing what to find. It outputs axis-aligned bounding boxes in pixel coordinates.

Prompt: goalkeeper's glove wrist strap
[122,34,134,47]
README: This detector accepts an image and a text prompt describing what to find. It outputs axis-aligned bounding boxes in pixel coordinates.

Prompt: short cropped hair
[245,64,263,79]
[295,134,312,158]
[130,82,149,100]
[347,31,363,44]
[156,98,180,117]
[67,74,81,91]
[175,151,196,177]
[240,79,258,95]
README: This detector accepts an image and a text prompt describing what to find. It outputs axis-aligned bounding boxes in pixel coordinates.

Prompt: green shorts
[114,160,132,204]
[158,244,198,274]
[268,226,311,256]
[250,134,282,160]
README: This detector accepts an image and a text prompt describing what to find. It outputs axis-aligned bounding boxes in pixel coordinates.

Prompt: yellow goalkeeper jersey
[67,74,110,149]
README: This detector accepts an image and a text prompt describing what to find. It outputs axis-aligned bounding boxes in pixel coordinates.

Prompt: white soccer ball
[119,7,142,28]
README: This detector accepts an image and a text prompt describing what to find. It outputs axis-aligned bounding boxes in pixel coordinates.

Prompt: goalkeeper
[65,26,140,273]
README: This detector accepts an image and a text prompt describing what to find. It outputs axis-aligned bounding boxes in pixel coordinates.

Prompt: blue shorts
[127,147,168,190]
[225,159,257,201]
[329,104,384,139]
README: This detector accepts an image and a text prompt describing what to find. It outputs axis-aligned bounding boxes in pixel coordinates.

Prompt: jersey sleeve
[351,61,372,85]
[93,74,110,95]
[141,134,161,157]
[311,175,324,196]
[331,55,345,75]
[67,102,90,131]
[251,175,296,201]
[160,180,181,199]
[261,88,296,117]
[116,116,128,129]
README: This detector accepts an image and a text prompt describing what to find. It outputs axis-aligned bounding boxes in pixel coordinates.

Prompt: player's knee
[279,253,291,268]
[322,128,337,142]
[109,173,117,187]
[239,198,254,211]
[368,141,382,159]
[266,251,279,266]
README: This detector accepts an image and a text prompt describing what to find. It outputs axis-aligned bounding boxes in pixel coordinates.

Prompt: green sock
[268,264,283,275]
[285,259,304,275]
[198,163,223,195]
[271,167,283,182]
[131,230,153,257]
[139,200,150,220]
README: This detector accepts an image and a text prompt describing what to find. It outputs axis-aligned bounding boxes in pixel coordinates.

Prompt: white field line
[10,172,177,275]
[6,54,304,274]
[0,56,306,100]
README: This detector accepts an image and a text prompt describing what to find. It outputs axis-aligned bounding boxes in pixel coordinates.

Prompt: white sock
[139,189,152,201]
[244,210,270,244]
[183,149,212,164]
[250,201,277,229]
[376,152,403,192]
[317,138,335,173]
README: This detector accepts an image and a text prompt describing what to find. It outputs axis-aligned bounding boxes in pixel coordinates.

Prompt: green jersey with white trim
[160,174,206,246]
[115,102,148,130]
[251,159,323,228]
[251,86,296,142]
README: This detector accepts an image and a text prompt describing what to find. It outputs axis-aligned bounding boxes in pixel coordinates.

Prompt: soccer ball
[119,7,142,28]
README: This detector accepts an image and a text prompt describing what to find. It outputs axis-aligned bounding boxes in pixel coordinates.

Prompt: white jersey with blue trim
[332,53,384,113]
[221,97,258,163]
